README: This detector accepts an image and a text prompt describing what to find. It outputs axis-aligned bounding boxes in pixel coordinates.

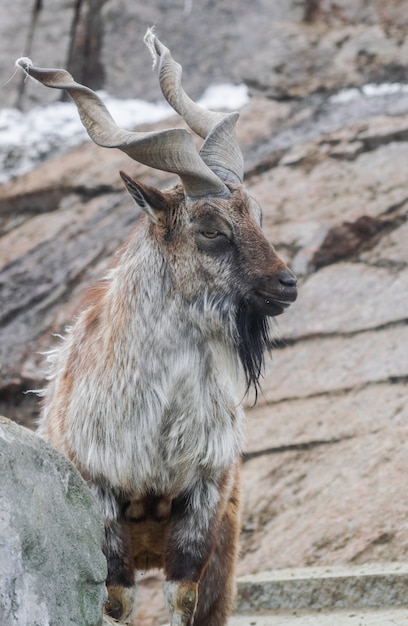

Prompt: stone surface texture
[1,1,408,625]
[235,564,408,611]
[0,416,106,626]
[228,608,408,626]
[230,564,408,625]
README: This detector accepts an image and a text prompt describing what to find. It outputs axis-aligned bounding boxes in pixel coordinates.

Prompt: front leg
[104,515,136,623]
[163,472,233,626]
[90,485,136,623]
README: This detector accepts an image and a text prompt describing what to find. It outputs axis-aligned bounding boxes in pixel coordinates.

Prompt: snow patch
[329,82,408,104]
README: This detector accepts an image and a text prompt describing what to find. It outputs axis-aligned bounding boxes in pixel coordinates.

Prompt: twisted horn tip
[16,57,34,72]
[144,27,163,69]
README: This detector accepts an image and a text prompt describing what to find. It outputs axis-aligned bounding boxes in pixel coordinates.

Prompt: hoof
[105,586,135,624]
[163,580,198,626]
[105,596,123,620]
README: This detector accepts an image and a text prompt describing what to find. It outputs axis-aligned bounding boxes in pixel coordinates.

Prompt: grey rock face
[0,416,106,626]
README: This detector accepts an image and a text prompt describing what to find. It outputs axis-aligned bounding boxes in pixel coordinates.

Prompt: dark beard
[235,303,273,398]
[191,293,273,398]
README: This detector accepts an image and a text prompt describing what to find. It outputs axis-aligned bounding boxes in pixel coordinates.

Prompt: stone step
[228,564,408,625]
[228,607,408,625]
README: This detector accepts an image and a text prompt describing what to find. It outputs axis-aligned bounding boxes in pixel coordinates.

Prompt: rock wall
[0,416,106,625]
[1,2,408,625]
[241,0,408,99]
[238,108,408,573]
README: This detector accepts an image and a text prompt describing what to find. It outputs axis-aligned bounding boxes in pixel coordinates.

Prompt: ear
[120,171,168,224]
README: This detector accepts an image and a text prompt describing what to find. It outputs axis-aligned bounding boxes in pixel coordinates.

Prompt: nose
[278,268,297,288]
[276,268,298,301]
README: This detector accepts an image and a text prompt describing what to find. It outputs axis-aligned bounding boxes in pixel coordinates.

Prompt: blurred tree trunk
[66,0,107,92]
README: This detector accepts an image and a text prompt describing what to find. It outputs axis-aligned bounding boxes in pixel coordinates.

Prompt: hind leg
[193,466,241,626]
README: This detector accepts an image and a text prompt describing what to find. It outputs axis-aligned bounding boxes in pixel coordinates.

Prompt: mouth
[253,290,295,317]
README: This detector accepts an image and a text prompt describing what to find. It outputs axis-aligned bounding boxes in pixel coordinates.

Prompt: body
[39,187,251,624]
[19,33,298,626]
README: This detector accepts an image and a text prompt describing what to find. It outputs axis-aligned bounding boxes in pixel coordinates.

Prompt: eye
[202,230,220,239]
[195,228,231,255]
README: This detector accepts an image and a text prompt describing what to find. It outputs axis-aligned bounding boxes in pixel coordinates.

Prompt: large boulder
[0,416,106,626]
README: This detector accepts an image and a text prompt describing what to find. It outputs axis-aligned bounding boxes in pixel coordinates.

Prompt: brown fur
[114,465,241,623]
[194,466,241,626]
